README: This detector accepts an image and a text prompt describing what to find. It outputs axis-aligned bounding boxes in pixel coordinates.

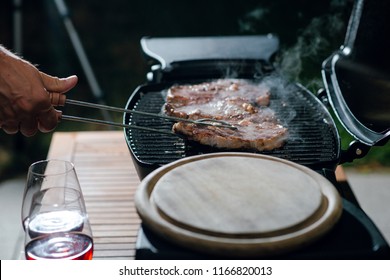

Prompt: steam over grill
[124,82,339,179]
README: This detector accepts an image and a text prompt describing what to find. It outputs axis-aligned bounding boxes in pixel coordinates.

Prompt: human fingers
[39,72,78,94]
[0,104,19,134]
[19,117,38,137]
[0,103,38,136]
[36,106,59,133]
[1,120,19,135]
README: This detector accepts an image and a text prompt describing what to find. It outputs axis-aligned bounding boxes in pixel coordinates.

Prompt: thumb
[39,72,78,93]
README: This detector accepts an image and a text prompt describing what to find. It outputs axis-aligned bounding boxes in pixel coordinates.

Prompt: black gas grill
[123,0,390,259]
[124,80,340,179]
[124,35,341,180]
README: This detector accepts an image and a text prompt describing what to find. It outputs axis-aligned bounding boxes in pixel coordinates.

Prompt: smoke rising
[278,13,346,84]
[239,0,351,90]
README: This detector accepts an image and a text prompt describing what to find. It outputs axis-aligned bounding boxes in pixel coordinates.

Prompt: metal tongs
[50,93,237,135]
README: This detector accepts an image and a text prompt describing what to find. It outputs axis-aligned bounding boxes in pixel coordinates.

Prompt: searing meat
[165,79,288,151]
[173,120,287,151]
[165,79,271,119]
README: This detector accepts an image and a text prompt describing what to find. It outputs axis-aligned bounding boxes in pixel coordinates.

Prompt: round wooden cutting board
[135,152,342,257]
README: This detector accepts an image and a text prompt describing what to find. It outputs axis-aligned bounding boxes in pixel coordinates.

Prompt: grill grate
[124,82,340,176]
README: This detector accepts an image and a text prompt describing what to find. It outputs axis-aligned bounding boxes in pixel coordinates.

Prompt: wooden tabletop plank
[94,236,138,244]
[46,131,350,260]
[47,131,141,260]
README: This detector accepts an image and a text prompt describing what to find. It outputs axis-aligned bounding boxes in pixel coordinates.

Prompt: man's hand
[0,46,78,136]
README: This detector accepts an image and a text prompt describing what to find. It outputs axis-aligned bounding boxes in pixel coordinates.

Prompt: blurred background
[0,0,389,180]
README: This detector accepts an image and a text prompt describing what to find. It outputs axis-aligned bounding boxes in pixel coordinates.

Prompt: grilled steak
[165,79,271,119]
[165,79,288,151]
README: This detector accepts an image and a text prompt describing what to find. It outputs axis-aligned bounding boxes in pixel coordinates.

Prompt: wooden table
[46,130,349,260]
[47,131,141,260]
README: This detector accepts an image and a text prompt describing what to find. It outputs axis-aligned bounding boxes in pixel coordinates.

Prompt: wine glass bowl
[21,160,81,228]
[27,187,85,237]
[21,159,93,260]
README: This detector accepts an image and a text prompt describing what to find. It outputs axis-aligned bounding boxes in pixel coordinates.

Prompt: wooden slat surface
[46,131,349,260]
[47,131,141,260]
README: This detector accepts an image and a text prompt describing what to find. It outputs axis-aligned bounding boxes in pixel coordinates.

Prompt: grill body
[122,35,389,259]
[124,81,340,180]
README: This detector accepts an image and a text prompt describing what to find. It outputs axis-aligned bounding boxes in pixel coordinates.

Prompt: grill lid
[322,0,390,158]
[141,35,279,83]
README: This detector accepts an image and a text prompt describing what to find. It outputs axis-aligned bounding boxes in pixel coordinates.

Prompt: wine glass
[21,159,93,260]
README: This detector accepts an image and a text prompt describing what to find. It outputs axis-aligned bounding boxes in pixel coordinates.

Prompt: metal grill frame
[123,80,341,179]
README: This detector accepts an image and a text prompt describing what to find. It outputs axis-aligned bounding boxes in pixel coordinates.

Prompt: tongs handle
[59,114,177,135]
[51,94,176,135]
[49,93,237,130]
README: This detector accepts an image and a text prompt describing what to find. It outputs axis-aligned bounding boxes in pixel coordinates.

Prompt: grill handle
[340,130,390,163]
